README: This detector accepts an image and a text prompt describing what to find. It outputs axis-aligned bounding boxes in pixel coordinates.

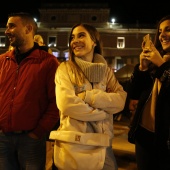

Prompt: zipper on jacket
[16,65,20,74]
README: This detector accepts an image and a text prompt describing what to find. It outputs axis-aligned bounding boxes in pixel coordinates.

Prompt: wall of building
[0,3,156,71]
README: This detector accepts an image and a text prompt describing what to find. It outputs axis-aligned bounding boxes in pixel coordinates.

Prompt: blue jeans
[0,131,46,170]
[102,146,118,170]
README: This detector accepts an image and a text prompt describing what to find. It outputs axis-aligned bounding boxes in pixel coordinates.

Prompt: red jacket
[0,48,60,138]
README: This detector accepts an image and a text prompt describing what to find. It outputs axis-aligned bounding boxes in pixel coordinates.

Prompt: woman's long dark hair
[154,15,170,56]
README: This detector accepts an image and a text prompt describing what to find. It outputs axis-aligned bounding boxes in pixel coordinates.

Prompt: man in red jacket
[0,12,60,170]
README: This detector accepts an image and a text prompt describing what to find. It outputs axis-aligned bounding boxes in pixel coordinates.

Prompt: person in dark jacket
[128,15,170,170]
[34,34,53,54]
[0,12,60,170]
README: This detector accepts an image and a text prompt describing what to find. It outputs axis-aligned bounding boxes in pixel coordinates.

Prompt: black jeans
[135,126,170,170]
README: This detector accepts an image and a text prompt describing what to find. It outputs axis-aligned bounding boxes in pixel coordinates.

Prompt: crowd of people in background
[0,9,170,170]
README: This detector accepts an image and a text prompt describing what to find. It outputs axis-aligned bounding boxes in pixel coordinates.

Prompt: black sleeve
[128,64,152,99]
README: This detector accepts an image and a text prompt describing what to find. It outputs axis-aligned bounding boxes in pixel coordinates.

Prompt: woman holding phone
[128,15,170,170]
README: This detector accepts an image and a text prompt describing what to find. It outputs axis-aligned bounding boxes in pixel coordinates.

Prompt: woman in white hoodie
[50,23,127,170]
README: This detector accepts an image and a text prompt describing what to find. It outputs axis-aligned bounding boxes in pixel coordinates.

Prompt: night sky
[1,0,170,26]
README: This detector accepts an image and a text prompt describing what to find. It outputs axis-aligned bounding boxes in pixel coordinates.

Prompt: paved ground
[112,115,137,170]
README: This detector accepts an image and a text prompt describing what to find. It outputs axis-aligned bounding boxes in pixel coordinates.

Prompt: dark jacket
[0,45,60,138]
[128,62,170,150]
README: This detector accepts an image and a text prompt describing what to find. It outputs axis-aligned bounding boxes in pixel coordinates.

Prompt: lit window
[0,36,6,47]
[117,37,125,49]
[48,36,57,47]
[64,51,69,60]
[52,52,59,57]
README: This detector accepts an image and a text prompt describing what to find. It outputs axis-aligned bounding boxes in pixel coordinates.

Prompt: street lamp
[111,18,116,24]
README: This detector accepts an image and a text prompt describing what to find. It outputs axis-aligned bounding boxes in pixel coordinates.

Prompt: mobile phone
[143,34,151,49]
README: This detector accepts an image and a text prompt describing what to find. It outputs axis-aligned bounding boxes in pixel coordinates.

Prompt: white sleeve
[55,63,108,121]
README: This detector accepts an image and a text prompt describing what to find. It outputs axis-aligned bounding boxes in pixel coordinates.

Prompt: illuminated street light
[34,18,37,22]
[111,18,116,24]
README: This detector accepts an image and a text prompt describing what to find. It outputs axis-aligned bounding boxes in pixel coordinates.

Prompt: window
[48,36,57,47]
[63,51,69,61]
[0,36,6,47]
[52,51,59,57]
[117,37,125,49]
[51,16,56,21]
[62,49,69,61]
[115,56,124,71]
[91,16,97,21]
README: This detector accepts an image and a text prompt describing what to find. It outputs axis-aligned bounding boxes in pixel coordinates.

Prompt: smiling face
[159,20,170,52]
[5,16,27,47]
[70,25,96,62]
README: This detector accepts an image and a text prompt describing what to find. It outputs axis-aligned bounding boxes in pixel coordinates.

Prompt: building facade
[0,3,156,71]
